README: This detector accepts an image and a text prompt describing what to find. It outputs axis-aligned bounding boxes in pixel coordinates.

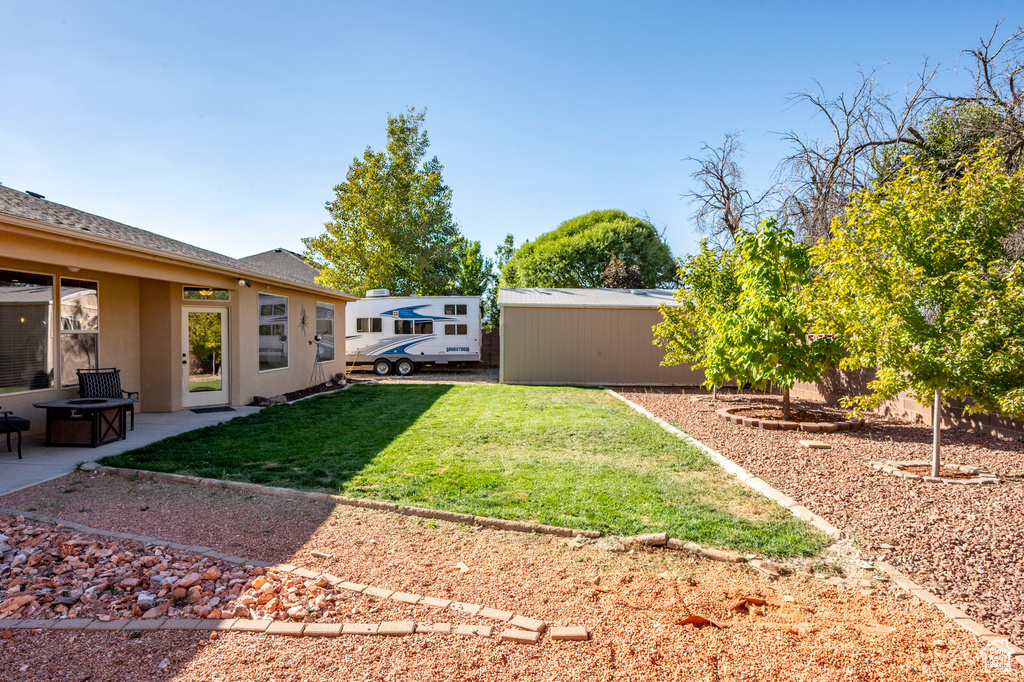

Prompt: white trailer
[345,290,481,375]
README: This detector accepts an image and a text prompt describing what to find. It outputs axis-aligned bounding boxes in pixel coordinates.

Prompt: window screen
[258,293,288,370]
[0,270,54,392]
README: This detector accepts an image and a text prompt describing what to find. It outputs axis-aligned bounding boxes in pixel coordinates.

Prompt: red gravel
[0,472,1020,679]
[619,388,1024,645]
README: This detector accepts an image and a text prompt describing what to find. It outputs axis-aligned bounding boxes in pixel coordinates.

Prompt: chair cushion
[0,416,30,431]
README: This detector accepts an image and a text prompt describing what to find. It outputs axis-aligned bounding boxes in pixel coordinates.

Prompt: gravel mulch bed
[619,388,1024,645]
[1,473,1020,680]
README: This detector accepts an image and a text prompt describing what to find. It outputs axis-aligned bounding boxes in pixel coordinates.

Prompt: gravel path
[1,473,1018,680]
[618,388,1024,645]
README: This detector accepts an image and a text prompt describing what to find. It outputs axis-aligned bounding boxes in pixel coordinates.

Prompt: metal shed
[498,288,705,386]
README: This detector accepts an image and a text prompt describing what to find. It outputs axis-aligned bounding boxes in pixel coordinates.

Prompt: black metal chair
[1,407,30,459]
[77,368,139,430]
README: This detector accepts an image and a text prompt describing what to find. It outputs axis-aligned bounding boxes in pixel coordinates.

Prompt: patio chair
[0,407,30,459]
[77,368,139,430]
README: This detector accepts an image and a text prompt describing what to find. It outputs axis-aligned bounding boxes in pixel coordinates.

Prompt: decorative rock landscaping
[0,511,586,645]
[715,406,865,432]
[869,460,1002,485]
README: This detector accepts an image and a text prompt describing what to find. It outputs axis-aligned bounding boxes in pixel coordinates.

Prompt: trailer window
[356,317,383,333]
[445,324,468,336]
[415,320,433,334]
[444,304,468,316]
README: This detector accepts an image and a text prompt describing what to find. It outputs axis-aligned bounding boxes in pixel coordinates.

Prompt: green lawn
[100,384,824,556]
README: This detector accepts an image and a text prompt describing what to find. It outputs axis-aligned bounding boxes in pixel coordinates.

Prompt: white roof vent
[365,288,390,298]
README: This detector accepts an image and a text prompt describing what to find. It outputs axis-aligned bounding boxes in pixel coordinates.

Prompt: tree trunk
[782,387,791,421]
[932,388,941,478]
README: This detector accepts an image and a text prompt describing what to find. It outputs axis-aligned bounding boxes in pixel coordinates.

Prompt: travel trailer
[345,290,481,375]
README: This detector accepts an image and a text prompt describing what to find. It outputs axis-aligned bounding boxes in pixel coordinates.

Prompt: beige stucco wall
[499,306,705,386]
[1,222,350,436]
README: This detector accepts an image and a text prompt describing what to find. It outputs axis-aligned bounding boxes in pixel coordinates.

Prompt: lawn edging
[606,390,1024,658]
[76,462,798,567]
[605,389,842,540]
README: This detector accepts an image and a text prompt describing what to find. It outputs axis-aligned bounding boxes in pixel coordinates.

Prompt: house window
[444,304,468,316]
[316,302,335,362]
[445,324,468,335]
[0,269,54,393]
[258,293,288,371]
[356,317,382,333]
[59,279,99,387]
[183,287,229,300]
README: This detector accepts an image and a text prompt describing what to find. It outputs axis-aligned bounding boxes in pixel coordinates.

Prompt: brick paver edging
[715,406,865,433]
[77,463,601,540]
[0,508,588,644]
[869,460,1002,486]
[605,390,842,540]
[606,390,1024,666]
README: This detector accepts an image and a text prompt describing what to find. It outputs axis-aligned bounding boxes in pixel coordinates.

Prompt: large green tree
[808,143,1024,473]
[500,210,676,289]
[303,108,461,297]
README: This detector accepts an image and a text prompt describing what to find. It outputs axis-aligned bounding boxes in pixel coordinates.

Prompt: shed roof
[498,288,679,309]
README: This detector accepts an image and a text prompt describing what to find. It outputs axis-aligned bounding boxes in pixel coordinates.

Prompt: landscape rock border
[0,508,583,644]
[715,406,865,433]
[607,390,1024,664]
[869,460,1002,485]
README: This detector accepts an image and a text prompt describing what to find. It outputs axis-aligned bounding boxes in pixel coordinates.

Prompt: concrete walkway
[0,407,261,496]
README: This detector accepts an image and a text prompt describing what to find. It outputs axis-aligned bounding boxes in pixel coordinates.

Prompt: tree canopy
[807,143,1024,420]
[499,210,676,289]
[302,108,461,297]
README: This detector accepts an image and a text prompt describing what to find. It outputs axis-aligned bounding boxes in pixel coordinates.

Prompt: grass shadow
[98,384,452,492]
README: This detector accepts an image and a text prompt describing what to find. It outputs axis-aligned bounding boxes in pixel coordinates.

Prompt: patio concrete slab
[0,407,261,496]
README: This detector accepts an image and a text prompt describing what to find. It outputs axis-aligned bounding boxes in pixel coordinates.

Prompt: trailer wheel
[373,358,393,376]
[395,358,416,376]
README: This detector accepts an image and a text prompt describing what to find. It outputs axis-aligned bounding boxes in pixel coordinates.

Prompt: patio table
[32,397,137,447]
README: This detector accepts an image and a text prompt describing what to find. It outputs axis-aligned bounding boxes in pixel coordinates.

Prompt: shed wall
[500,306,704,386]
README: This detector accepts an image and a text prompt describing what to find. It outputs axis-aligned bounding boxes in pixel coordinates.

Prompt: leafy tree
[599,253,643,289]
[302,108,460,297]
[499,210,675,288]
[807,143,1024,473]
[483,234,514,330]
[653,240,742,395]
[450,238,493,297]
[187,312,222,375]
[729,220,839,419]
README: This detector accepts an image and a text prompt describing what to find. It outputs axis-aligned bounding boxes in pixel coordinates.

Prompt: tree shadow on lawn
[96,384,453,492]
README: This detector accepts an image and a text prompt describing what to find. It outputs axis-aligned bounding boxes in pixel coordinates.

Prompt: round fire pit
[716,406,865,433]
[869,460,1001,485]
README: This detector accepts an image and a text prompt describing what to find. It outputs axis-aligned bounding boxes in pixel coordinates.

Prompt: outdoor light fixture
[198,288,214,296]
[238,279,252,288]
[67,267,80,272]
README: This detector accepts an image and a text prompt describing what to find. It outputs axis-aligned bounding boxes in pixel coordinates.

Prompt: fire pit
[716,406,865,433]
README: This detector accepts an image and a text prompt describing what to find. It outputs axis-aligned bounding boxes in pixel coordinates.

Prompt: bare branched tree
[776,64,937,242]
[682,133,776,248]
[942,21,1024,170]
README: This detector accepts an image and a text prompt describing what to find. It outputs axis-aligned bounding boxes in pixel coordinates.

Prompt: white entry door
[182,306,229,407]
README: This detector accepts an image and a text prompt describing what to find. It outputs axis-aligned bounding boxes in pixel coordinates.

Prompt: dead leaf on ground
[676,615,728,629]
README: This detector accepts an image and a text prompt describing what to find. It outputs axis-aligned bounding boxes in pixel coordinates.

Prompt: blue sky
[0,1,1018,263]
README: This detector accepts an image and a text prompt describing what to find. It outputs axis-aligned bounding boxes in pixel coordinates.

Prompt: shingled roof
[0,184,329,290]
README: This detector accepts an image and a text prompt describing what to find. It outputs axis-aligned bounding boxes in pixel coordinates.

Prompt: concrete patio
[0,406,261,496]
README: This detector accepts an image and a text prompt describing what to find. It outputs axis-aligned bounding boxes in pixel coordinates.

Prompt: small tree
[654,240,743,396]
[808,143,1024,475]
[729,220,839,419]
[599,253,644,289]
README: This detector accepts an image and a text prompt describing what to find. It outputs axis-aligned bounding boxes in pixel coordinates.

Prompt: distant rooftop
[0,184,333,292]
[238,248,320,285]
[498,288,679,309]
